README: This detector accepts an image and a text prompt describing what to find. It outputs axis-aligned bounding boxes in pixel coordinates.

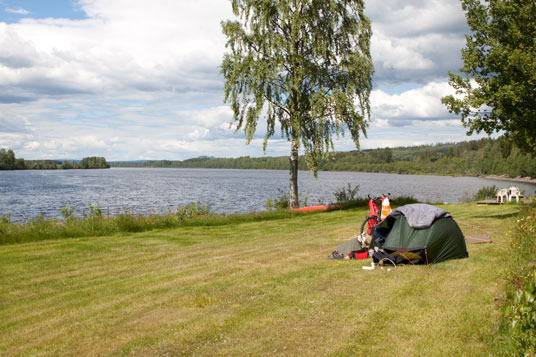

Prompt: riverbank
[0,203,521,355]
[486,174,536,185]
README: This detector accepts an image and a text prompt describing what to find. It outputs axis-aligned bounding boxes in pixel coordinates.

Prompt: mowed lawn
[0,204,519,356]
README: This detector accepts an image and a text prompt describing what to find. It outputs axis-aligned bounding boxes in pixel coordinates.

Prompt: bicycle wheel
[360,215,378,235]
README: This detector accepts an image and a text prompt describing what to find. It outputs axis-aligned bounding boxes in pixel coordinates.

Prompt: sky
[0,0,491,160]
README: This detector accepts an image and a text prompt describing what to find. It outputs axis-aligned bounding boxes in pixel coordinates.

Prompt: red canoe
[289,205,341,212]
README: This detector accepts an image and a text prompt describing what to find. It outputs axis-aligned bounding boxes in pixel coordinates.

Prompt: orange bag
[381,197,392,220]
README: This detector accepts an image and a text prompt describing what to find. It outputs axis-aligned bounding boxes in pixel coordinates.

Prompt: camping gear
[381,197,392,220]
[364,198,380,235]
[327,251,345,260]
[349,249,369,260]
[334,237,363,257]
[374,203,468,264]
[360,194,391,236]
[327,239,369,260]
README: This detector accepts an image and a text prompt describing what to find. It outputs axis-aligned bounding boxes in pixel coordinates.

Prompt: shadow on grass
[473,212,520,220]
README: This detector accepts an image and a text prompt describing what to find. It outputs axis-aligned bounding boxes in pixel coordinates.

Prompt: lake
[0,168,534,222]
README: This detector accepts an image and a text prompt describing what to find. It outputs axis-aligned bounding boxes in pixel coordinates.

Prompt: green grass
[0,203,522,356]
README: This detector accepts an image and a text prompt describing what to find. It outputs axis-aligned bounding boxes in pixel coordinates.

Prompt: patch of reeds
[0,202,305,245]
[1,189,421,245]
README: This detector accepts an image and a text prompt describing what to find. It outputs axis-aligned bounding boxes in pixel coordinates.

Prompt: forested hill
[110,138,536,178]
[0,149,110,170]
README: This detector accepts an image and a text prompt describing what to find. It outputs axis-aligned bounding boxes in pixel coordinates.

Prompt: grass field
[0,203,521,356]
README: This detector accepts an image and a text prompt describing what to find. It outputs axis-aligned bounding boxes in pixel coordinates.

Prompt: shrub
[496,200,536,355]
[473,185,499,201]
[502,274,536,354]
[332,183,360,203]
[266,189,308,210]
[82,201,103,219]
[60,203,77,220]
[176,202,213,220]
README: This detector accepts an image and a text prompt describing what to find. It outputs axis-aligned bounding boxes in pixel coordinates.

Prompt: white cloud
[0,114,33,133]
[23,141,40,150]
[5,7,30,15]
[371,81,456,124]
[0,0,476,159]
[372,30,435,71]
[1,0,233,100]
[367,0,467,37]
[368,0,468,84]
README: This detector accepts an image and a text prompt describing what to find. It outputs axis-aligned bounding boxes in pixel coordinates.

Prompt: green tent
[376,204,468,264]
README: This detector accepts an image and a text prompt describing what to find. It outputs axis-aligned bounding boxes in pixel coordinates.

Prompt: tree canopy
[221,0,373,207]
[442,0,536,154]
[0,149,110,170]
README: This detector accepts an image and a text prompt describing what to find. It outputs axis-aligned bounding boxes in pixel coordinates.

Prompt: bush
[332,183,360,203]
[176,202,213,220]
[60,203,77,220]
[496,200,536,354]
[82,201,103,219]
[502,274,536,354]
[473,185,499,201]
[266,189,307,210]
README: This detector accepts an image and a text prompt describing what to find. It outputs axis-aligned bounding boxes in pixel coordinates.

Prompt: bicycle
[358,194,392,248]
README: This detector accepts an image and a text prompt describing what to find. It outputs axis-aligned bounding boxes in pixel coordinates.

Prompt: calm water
[0,168,534,222]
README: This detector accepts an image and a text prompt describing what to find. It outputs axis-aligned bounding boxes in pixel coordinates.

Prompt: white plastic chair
[508,186,522,203]
[497,188,508,204]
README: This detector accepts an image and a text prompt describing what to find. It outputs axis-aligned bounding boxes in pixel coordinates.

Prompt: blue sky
[0,0,87,22]
[0,0,491,160]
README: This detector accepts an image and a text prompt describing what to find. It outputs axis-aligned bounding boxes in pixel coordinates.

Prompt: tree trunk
[289,138,299,208]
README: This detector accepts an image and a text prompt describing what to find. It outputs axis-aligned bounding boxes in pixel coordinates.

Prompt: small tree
[221,0,373,208]
[442,0,536,154]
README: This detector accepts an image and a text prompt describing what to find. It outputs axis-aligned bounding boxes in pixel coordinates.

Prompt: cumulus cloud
[0,0,476,159]
[367,0,468,84]
[5,7,30,15]
[0,114,32,133]
[0,23,39,69]
[23,141,40,150]
[371,81,456,125]
[0,0,233,101]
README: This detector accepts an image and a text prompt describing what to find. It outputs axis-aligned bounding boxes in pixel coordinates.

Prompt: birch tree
[221,0,373,208]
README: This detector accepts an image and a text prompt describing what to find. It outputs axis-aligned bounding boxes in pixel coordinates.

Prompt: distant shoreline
[486,174,536,185]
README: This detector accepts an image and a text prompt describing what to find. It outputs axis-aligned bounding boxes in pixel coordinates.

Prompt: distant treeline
[111,138,536,178]
[0,149,110,170]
